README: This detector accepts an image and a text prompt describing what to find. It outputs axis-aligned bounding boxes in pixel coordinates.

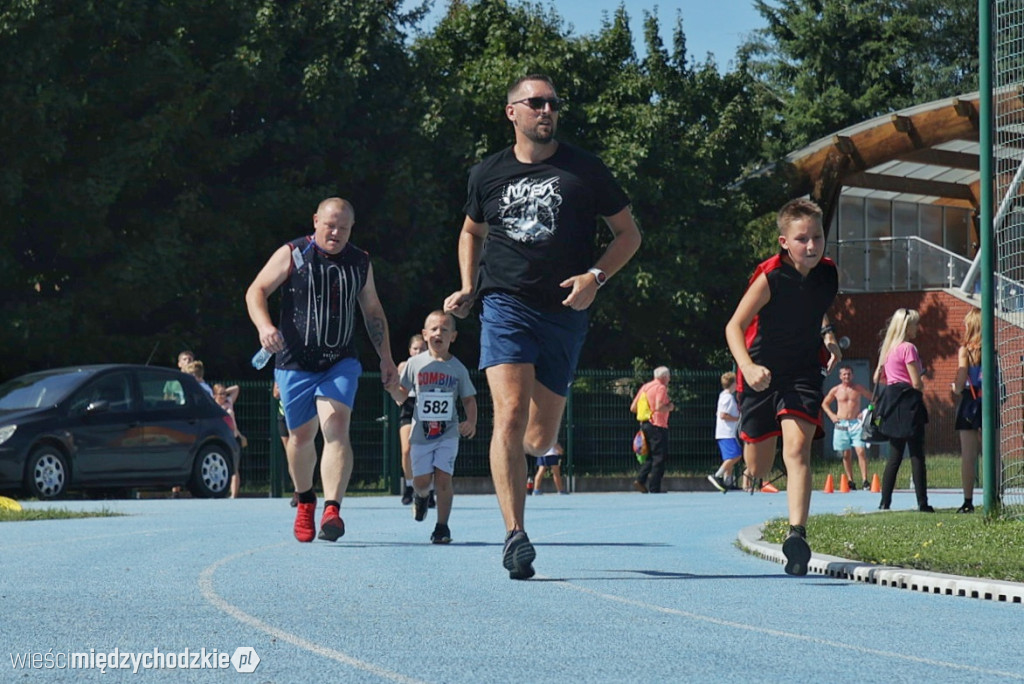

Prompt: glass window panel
[866,199,892,240]
[893,202,918,238]
[944,207,971,256]
[838,196,865,241]
[920,205,943,244]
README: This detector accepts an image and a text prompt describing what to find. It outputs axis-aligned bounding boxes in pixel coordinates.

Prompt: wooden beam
[900,147,978,170]
[890,114,914,133]
[843,171,977,202]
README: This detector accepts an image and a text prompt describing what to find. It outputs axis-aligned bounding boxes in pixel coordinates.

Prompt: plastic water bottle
[251,347,273,370]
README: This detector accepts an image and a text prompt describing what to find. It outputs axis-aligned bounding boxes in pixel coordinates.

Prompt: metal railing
[829,236,973,293]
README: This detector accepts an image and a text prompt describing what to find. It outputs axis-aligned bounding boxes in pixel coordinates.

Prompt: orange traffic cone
[761,481,780,493]
[870,473,881,493]
[823,473,835,493]
[840,473,851,493]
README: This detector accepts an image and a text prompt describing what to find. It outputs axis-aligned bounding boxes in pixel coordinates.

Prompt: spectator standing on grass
[952,307,982,513]
[821,365,873,491]
[630,367,674,494]
[443,74,641,579]
[708,372,743,493]
[213,383,246,498]
[874,308,933,513]
[725,198,841,576]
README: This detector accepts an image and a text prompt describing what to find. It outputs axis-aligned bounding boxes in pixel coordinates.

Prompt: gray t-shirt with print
[399,352,476,445]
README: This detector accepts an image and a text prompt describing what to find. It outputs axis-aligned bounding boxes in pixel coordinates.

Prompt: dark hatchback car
[0,365,239,499]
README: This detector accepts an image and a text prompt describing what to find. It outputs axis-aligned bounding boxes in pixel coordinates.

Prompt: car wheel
[188,443,232,498]
[24,445,69,499]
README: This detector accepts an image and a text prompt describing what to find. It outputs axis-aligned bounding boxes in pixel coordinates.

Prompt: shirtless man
[821,365,873,490]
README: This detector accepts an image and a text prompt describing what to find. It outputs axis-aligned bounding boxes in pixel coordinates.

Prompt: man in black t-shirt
[247,197,398,545]
[444,74,642,580]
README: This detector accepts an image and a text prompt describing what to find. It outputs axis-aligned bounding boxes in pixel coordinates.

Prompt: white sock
[715,466,726,478]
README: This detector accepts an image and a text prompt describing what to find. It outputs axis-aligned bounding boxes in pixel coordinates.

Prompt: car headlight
[0,425,16,446]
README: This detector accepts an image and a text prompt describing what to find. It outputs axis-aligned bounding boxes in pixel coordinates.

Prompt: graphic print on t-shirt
[499,176,562,244]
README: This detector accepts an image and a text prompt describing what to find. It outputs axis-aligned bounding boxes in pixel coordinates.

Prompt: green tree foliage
[0,0,422,377]
[742,0,979,154]
[0,0,982,380]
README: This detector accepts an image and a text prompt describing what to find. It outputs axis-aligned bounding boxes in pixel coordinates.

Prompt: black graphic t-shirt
[277,237,369,372]
[464,142,630,311]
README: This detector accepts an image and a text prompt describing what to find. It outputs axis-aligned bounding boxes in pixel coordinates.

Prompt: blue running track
[3,488,1022,683]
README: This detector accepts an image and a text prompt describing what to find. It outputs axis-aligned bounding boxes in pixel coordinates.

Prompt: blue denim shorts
[275,357,361,429]
[479,292,588,397]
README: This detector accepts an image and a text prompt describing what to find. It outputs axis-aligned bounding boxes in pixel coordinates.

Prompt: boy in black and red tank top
[725,198,841,576]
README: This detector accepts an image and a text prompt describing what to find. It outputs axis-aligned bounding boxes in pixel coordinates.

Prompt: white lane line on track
[199,544,428,684]
[544,577,1024,680]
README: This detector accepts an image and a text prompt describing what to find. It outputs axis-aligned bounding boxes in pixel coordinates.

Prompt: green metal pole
[979,0,997,514]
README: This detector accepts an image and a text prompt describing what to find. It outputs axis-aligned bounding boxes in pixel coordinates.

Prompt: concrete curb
[738,524,1024,604]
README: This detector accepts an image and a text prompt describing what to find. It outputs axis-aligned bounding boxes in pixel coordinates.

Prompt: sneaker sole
[503,535,536,580]
[317,518,345,542]
[706,474,727,493]
[782,535,811,576]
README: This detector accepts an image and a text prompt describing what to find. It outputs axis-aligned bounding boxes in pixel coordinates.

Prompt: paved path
[3,488,1022,682]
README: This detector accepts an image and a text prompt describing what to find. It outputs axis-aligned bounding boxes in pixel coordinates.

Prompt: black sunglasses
[509,96,563,111]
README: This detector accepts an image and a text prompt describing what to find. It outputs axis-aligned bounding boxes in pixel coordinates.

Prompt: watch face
[595,271,607,284]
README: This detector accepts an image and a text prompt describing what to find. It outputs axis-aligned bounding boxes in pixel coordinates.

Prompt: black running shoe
[956,501,975,513]
[401,485,413,506]
[431,523,452,544]
[782,528,811,576]
[707,474,728,493]
[413,495,428,522]
[502,530,536,580]
[427,490,436,509]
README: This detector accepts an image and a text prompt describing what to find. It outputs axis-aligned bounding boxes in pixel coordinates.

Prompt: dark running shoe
[317,505,345,542]
[431,523,452,544]
[782,527,811,576]
[401,485,414,506]
[294,501,316,543]
[413,495,428,522]
[427,490,436,509]
[919,505,936,513]
[290,492,299,508]
[862,480,871,491]
[502,530,536,580]
[707,474,728,493]
[957,501,975,513]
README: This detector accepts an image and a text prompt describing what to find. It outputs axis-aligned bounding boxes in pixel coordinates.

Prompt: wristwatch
[587,268,608,288]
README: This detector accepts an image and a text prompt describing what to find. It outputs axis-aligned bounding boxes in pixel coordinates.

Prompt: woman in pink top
[872,309,933,512]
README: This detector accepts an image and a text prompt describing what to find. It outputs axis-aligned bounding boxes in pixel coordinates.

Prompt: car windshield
[0,369,94,410]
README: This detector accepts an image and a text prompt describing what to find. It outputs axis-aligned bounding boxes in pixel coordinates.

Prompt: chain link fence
[225,369,725,495]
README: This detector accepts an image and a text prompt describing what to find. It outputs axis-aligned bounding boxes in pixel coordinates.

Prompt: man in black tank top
[246,197,398,544]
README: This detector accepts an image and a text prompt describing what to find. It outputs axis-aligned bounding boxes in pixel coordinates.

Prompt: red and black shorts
[738,369,826,443]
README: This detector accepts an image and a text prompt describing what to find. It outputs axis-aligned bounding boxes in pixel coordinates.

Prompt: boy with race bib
[389,311,477,543]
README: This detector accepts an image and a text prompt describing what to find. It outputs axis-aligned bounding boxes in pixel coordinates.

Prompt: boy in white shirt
[389,311,477,543]
[708,372,743,492]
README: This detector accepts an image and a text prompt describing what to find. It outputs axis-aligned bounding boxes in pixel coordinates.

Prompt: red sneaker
[318,504,345,542]
[294,501,316,542]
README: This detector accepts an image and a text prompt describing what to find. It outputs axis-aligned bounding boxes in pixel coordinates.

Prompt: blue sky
[403,0,767,69]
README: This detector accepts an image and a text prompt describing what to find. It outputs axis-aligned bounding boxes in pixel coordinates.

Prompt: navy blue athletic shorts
[479,292,588,397]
